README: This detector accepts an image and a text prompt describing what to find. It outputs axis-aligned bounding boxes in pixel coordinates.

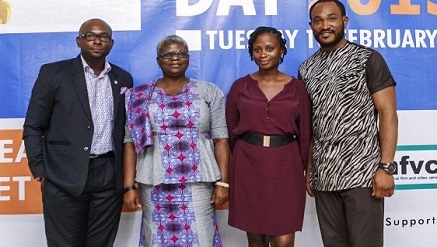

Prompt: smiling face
[156,42,189,78]
[310,1,348,51]
[251,32,284,71]
[76,19,113,63]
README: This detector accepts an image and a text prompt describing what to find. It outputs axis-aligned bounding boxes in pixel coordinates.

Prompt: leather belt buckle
[263,135,271,147]
[241,133,297,147]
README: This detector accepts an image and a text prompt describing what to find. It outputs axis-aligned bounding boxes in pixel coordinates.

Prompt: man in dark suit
[23,18,133,247]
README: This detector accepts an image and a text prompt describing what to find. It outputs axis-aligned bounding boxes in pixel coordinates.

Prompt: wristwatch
[378,162,396,175]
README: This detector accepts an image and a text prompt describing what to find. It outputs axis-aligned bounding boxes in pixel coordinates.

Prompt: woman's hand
[211,185,229,206]
[305,170,315,197]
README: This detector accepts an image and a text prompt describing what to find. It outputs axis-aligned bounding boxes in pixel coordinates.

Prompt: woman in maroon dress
[226,26,312,247]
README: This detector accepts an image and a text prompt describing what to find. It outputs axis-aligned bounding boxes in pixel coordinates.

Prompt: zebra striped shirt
[298,42,396,191]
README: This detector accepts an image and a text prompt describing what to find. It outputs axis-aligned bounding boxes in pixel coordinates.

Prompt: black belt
[89,151,114,159]
[241,133,297,147]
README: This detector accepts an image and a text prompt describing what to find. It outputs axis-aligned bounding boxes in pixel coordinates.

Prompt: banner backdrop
[1,0,436,246]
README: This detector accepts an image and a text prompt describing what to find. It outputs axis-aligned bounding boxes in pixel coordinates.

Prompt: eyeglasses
[80,32,111,42]
[157,51,189,59]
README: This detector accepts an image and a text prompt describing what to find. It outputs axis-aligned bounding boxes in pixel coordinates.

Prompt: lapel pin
[114,80,118,85]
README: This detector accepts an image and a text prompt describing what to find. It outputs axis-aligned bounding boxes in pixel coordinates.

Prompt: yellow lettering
[429,0,437,15]
[348,0,380,15]
[391,0,420,15]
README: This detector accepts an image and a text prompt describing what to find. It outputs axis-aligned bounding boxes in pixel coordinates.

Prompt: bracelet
[215,181,230,188]
[123,185,137,194]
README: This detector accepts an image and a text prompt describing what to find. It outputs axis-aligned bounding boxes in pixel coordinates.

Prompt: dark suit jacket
[23,55,133,197]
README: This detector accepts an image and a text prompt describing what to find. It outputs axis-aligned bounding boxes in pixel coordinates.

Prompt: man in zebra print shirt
[298,1,398,247]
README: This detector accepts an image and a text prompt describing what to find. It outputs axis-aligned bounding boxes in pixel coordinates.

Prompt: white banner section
[0,0,141,34]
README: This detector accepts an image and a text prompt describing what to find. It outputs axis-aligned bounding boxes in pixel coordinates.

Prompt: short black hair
[309,0,346,20]
[248,26,287,64]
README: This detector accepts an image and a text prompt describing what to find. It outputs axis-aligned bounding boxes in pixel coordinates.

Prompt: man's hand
[36,177,45,188]
[372,168,395,198]
[123,189,141,210]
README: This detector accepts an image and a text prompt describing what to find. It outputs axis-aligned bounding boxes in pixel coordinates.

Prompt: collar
[80,55,112,77]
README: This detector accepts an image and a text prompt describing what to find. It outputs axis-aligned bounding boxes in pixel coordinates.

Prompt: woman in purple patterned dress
[123,35,230,247]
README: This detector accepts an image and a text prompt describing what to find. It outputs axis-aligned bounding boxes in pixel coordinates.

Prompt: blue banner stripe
[396,145,437,151]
